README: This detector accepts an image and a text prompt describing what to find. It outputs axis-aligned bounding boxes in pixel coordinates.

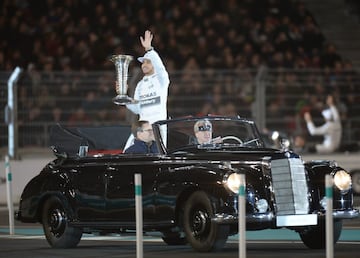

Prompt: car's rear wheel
[183,191,229,252]
[299,219,342,249]
[42,196,82,248]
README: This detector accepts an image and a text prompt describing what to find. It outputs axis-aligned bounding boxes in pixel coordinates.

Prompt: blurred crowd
[345,0,360,22]
[1,0,359,150]
[1,0,350,71]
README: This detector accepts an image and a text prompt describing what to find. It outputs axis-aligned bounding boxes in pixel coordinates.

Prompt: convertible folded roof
[49,124,131,157]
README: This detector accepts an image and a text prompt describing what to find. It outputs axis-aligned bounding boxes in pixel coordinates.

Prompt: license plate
[276,214,318,227]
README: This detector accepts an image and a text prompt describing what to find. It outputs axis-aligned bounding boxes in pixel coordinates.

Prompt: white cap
[137,51,153,63]
[322,109,332,120]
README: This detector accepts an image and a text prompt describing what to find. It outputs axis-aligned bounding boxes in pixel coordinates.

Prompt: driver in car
[193,119,222,144]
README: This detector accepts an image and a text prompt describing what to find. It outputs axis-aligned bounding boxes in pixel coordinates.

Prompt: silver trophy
[109,54,138,105]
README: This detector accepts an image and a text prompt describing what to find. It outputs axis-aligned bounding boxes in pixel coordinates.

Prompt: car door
[66,158,107,220]
[104,156,159,223]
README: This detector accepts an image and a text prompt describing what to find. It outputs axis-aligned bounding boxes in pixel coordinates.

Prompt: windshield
[154,117,265,154]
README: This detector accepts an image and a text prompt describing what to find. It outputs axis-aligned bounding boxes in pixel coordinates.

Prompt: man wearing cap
[126,30,170,124]
[193,119,222,144]
[304,95,342,153]
[124,30,170,150]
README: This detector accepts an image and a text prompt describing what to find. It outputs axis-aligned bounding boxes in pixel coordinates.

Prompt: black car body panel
[15,116,359,252]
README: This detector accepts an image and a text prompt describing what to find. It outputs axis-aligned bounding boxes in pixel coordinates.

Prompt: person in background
[292,133,308,153]
[303,95,342,153]
[124,30,170,150]
[124,120,158,154]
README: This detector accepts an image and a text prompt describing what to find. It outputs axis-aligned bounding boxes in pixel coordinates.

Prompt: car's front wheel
[42,196,82,248]
[299,219,342,249]
[183,191,229,252]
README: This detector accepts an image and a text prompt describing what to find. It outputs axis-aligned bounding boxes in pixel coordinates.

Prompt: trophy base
[113,95,138,105]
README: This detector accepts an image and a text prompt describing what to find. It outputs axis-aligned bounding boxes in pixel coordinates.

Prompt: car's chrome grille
[271,158,309,215]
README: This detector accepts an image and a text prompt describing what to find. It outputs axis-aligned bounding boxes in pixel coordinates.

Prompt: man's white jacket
[126,49,170,124]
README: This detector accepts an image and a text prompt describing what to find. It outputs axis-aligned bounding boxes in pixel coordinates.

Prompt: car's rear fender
[35,191,77,224]
[18,169,77,223]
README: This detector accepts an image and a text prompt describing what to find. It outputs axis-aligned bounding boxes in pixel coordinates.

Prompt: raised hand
[304,112,312,122]
[140,30,153,51]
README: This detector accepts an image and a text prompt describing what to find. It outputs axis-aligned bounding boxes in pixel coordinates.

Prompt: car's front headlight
[225,173,242,194]
[333,170,352,192]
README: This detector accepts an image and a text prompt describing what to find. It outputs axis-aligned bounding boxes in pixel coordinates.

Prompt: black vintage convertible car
[15,115,358,252]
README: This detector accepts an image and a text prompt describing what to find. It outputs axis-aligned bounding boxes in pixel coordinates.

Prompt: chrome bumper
[212,209,359,224]
[331,208,359,219]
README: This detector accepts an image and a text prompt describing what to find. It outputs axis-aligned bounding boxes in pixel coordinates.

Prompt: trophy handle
[109,54,138,105]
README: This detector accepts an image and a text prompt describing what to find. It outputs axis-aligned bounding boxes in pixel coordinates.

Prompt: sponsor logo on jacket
[140,96,160,107]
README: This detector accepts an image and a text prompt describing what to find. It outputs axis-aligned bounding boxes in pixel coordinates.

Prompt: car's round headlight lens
[226,173,242,194]
[333,170,351,191]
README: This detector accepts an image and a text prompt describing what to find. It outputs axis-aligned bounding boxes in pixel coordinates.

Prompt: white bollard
[325,174,333,258]
[7,67,22,159]
[5,155,15,235]
[238,174,246,258]
[134,174,143,258]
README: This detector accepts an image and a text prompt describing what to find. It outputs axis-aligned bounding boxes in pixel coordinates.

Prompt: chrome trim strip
[212,212,274,224]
